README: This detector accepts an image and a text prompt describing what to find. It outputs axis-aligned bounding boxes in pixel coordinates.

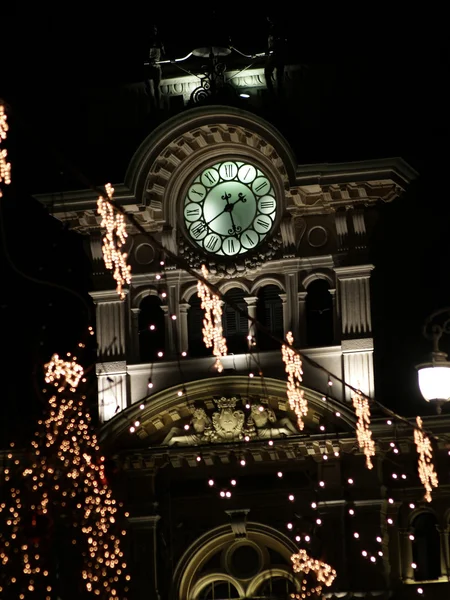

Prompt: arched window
[223,288,248,355]
[412,512,441,581]
[199,581,240,599]
[305,279,333,347]
[138,294,165,362]
[188,293,211,357]
[257,576,297,598]
[256,285,284,350]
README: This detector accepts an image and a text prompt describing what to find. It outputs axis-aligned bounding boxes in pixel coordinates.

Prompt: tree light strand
[197,264,228,372]
[0,104,12,198]
[97,183,132,300]
[0,350,130,598]
[291,548,336,597]
[414,416,438,502]
[352,390,376,469]
[281,331,308,430]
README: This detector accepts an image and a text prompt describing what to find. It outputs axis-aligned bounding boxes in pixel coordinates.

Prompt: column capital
[278,293,288,303]
[334,264,375,279]
[131,307,140,314]
[243,296,259,306]
[297,291,308,300]
[179,302,191,312]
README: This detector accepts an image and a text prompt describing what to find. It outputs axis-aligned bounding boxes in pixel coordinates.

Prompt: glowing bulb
[387,518,393,525]
[311,502,317,509]
[287,522,293,530]
[129,426,135,433]
[319,425,325,431]
[289,494,295,501]
[417,588,423,594]
[208,479,214,486]
[157,351,163,358]
[240,459,246,466]
[387,420,392,425]
[225,491,231,498]
[155,274,161,280]
[319,481,325,487]
[147,379,153,389]
[348,478,354,485]
[335,412,341,417]
[139,403,144,409]
[409,534,415,541]
[295,535,301,542]
[181,351,187,357]
[248,372,254,378]
[220,491,225,498]
[409,503,415,509]
[316,518,322,525]
[370,556,376,563]
[196,455,201,462]
[134,420,140,427]
[149,325,156,330]
[171,315,177,320]
[362,550,368,557]
[388,498,394,504]
[376,536,382,543]
[354,532,359,539]
[277,471,283,478]
[304,535,310,542]
[184,424,190,430]
[230,479,236,486]
[244,435,250,442]
[334,451,339,457]
[177,390,183,396]
[268,440,274,446]
[348,509,355,516]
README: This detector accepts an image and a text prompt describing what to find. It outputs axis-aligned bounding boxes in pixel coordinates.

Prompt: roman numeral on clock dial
[240,229,259,250]
[190,221,208,240]
[203,234,220,252]
[184,203,202,222]
[254,215,272,233]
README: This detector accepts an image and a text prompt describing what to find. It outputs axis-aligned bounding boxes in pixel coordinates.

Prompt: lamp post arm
[422,308,450,354]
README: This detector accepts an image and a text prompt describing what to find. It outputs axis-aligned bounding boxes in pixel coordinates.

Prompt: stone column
[279,293,289,337]
[178,303,190,355]
[244,296,258,348]
[297,291,308,347]
[285,272,299,341]
[130,307,140,363]
[161,305,174,358]
[328,288,338,344]
[334,265,374,401]
[128,515,162,600]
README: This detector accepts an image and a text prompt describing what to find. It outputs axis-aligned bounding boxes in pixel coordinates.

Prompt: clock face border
[181,159,278,259]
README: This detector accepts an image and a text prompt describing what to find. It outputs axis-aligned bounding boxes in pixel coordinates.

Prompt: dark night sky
[1,6,449,442]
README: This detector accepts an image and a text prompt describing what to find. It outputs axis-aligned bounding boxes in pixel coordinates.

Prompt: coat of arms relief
[162,396,298,446]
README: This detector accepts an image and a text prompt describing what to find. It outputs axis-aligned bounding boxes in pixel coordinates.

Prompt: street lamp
[416,308,450,413]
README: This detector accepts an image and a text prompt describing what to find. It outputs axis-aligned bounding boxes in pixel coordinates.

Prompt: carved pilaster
[90,290,128,360]
[341,338,374,402]
[128,515,162,600]
[96,361,127,423]
[244,296,258,348]
[334,265,374,337]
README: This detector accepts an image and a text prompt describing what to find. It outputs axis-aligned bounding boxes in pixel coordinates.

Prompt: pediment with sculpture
[162,396,298,446]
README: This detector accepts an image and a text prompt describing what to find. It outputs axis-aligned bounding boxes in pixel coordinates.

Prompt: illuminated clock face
[183,160,277,257]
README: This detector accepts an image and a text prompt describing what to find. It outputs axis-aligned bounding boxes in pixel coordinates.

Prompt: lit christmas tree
[0,347,131,599]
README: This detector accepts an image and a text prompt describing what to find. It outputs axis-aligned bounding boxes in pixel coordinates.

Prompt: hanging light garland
[414,416,438,502]
[196,264,227,372]
[0,104,11,197]
[291,548,336,597]
[97,183,132,300]
[281,331,308,430]
[351,389,376,469]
